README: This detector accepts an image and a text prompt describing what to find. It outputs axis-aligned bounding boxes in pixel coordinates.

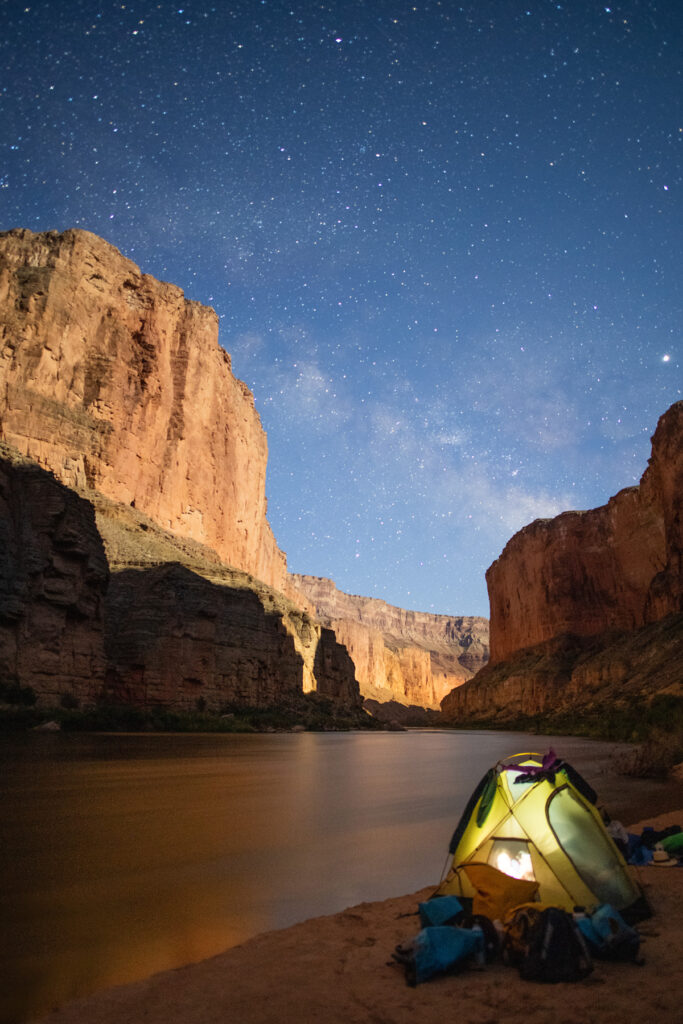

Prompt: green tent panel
[436,752,648,920]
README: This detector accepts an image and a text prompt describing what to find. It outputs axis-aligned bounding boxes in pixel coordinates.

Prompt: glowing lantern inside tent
[490,840,535,881]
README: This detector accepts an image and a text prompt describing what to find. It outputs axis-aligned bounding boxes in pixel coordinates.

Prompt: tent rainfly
[435,751,650,923]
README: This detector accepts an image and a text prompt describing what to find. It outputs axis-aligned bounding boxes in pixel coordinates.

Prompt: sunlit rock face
[0,227,298,602]
[485,401,682,666]
[441,401,683,723]
[0,446,108,705]
[291,574,489,710]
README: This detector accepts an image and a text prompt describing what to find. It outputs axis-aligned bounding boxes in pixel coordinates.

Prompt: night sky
[2,1,681,617]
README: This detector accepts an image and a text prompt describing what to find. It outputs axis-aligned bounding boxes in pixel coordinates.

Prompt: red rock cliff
[292,573,489,709]
[441,401,683,726]
[486,401,682,666]
[0,228,294,599]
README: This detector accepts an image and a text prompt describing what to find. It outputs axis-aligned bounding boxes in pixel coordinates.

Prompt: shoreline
[31,806,683,1024]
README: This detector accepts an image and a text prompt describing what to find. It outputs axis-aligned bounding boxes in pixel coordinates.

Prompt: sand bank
[33,809,683,1024]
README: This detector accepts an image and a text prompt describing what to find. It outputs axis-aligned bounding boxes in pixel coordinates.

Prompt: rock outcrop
[0,444,108,705]
[442,401,683,725]
[291,574,489,709]
[485,401,682,666]
[0,444,361,712]
[362,699,442,727]
[0,228,299,603]
[95,494,361,710]
[440,614,683,724]
[104,565,359,712]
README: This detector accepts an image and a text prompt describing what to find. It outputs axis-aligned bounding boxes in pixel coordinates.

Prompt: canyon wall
[486,401,682,666]
[442,401,683,724]
[0,226,492,721]
[0,445,361,712]
[104,565,359,712]
[0,228,299,603]
[292,574,489,709]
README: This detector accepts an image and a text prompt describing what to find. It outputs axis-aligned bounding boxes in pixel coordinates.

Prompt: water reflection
[1,730,682,1023]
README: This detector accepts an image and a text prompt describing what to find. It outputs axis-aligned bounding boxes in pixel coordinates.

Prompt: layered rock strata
[0,228,299,603]
[92,493,360,706]
[440,613,683,723]
[442,401,683,723]
[291,574,489,709]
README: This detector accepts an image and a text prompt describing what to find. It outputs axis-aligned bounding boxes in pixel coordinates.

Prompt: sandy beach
[31,808,683,1024]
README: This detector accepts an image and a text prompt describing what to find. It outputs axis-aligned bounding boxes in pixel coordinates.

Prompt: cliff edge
[0,228,297,602]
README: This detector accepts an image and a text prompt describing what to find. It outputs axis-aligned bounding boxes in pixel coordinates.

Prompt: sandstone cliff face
[0,228,297,601]
[442,401,683,725]
[291,573,489,709]
[0,445,108,705]
[485,401,682,666]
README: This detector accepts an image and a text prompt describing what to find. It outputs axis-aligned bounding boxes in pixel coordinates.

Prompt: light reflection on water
[1,729,682,1023]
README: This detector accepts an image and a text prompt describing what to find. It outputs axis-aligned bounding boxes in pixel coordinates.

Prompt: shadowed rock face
[442,401,683,724]
[0,227,297,602]
[93,495,361,709]
[0,446,108,705]
[104,564,307,709]
[291,573,489,709]
[0,447,362,712]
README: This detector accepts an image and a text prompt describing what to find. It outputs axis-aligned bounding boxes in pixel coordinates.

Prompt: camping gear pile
[607,819,683,867]
[393,751,664,986]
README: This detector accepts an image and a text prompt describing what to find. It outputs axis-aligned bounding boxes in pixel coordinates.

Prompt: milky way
[2,0,681,615]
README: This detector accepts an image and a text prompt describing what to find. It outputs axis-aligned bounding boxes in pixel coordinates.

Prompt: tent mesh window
[546,785,635,906]
[505,772,536,804]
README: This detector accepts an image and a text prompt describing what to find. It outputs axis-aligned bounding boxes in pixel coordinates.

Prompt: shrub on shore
[0,690,379,733]
[443,694,683,777]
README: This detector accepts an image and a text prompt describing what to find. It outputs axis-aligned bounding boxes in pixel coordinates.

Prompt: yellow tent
[435,751,649,923]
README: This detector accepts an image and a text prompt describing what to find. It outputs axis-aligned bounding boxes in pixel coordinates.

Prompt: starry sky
[2,0,681,617]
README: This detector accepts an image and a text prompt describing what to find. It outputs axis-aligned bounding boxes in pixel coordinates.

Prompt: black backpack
[512,906,593,984]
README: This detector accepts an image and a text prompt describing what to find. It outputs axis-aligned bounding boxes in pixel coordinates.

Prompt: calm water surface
[2,729,682,1023]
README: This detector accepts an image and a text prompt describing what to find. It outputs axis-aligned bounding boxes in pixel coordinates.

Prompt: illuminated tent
[435,751,649,923]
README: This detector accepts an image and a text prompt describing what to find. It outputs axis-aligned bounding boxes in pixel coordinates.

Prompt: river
[2,729,682,1023]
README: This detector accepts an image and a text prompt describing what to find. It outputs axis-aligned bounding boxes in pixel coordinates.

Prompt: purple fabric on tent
[501,749,560,783]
